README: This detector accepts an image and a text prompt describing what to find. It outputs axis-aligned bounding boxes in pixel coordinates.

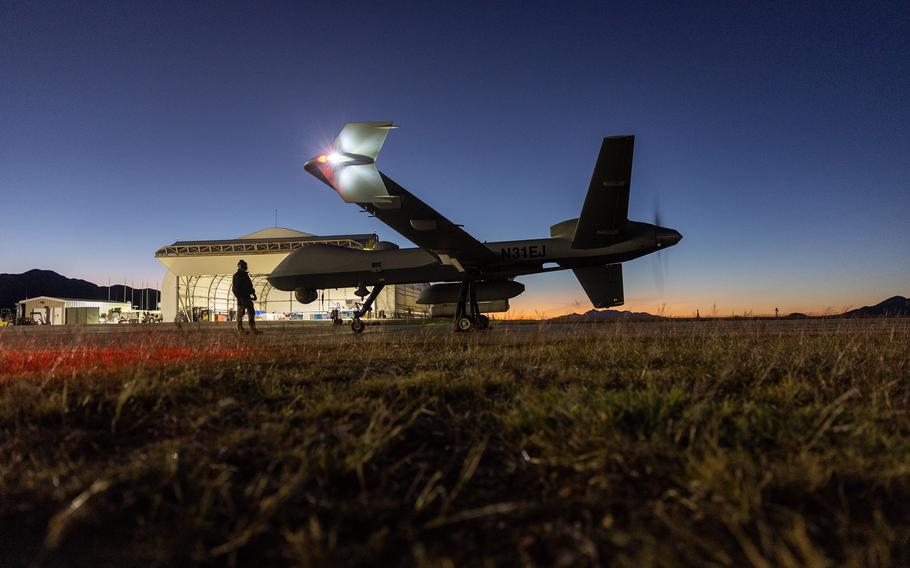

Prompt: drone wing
[305,122,496,268]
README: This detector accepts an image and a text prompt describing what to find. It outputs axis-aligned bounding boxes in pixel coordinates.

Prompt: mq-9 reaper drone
[268,122,682,333]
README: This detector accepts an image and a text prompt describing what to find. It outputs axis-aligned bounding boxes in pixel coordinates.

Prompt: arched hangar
[155,227,428,322]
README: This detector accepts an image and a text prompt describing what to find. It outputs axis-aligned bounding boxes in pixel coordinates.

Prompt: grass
[1,319,909,566]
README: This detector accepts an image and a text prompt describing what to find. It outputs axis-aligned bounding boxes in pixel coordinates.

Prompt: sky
[2,1,908,317]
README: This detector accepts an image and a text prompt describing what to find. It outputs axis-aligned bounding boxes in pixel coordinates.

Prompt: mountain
[550,296,910,321]
[843,296,910,317]
[550,308,664,322]
[0,270,159,311]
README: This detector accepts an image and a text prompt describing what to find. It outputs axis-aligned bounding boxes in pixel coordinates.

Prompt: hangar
[16,297,133,325]
[155,227,428,323]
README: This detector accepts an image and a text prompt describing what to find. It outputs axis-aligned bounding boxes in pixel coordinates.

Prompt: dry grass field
[1,318,909,567]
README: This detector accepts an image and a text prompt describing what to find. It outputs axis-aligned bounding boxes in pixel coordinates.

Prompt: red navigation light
[317,155,328,163]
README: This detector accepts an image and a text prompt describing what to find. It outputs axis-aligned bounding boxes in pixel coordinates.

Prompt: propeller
[653,195,662,228]
[651,196,670,294]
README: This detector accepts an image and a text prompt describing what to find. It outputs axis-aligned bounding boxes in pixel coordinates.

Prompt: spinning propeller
[652,196,672,294]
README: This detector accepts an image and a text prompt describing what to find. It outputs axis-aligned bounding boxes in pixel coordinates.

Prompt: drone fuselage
[268,220,680,292]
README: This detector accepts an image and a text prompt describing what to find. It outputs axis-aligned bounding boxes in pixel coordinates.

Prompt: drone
[268,122,682,333]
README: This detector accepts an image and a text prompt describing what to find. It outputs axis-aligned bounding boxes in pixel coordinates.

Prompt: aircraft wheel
[455,316,474,332]
[351,318,365,334]
[476,315,490,330]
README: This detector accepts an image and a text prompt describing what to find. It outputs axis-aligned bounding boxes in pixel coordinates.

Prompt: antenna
[275,208,278,227]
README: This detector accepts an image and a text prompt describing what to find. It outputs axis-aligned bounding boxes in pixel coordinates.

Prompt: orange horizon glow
[503,296,896,320]
[500,306,861,320]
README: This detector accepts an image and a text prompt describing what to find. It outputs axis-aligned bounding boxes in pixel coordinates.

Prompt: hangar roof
[237,227,314,239]
[154,228,379,277]
[163,234,376,249]
[17,296,133,307]
[155,232,377,258]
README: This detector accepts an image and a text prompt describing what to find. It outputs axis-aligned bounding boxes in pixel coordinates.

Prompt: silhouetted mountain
[0,270,159,311]
[550,308,664,322]
[843,296,910,317]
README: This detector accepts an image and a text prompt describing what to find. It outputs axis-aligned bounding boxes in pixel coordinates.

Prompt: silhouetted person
[232,259,260,334]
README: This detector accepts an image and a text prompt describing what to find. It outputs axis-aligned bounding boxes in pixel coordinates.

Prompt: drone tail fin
[570,136,634,249]
[573,264,624,308]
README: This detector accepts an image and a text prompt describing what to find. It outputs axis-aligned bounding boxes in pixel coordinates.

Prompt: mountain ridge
[842,296,910,317]
[549,308,665,321]
[0,269,159,311]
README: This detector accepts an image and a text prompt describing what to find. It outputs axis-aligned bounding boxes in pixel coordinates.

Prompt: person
[232,259,260,334]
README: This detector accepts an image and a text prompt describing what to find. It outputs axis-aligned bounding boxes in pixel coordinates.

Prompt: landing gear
[452,279,490,333]
[350,284,384,334]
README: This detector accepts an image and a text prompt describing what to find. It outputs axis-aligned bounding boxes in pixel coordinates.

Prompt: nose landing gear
[350,284,384,334]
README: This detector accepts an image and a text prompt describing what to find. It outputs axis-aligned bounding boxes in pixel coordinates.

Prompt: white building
[16,296,133,325]
[155,227,428,323]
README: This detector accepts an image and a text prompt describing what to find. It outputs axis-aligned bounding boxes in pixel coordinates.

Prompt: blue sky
[2,1,908,315]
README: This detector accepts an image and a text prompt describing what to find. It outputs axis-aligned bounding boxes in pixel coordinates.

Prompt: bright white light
[326,152,350,165]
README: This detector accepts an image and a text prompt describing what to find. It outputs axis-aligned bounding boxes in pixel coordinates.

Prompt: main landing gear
[347,280,491,334]
[351,284,384,334]
[453,279,489,333]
